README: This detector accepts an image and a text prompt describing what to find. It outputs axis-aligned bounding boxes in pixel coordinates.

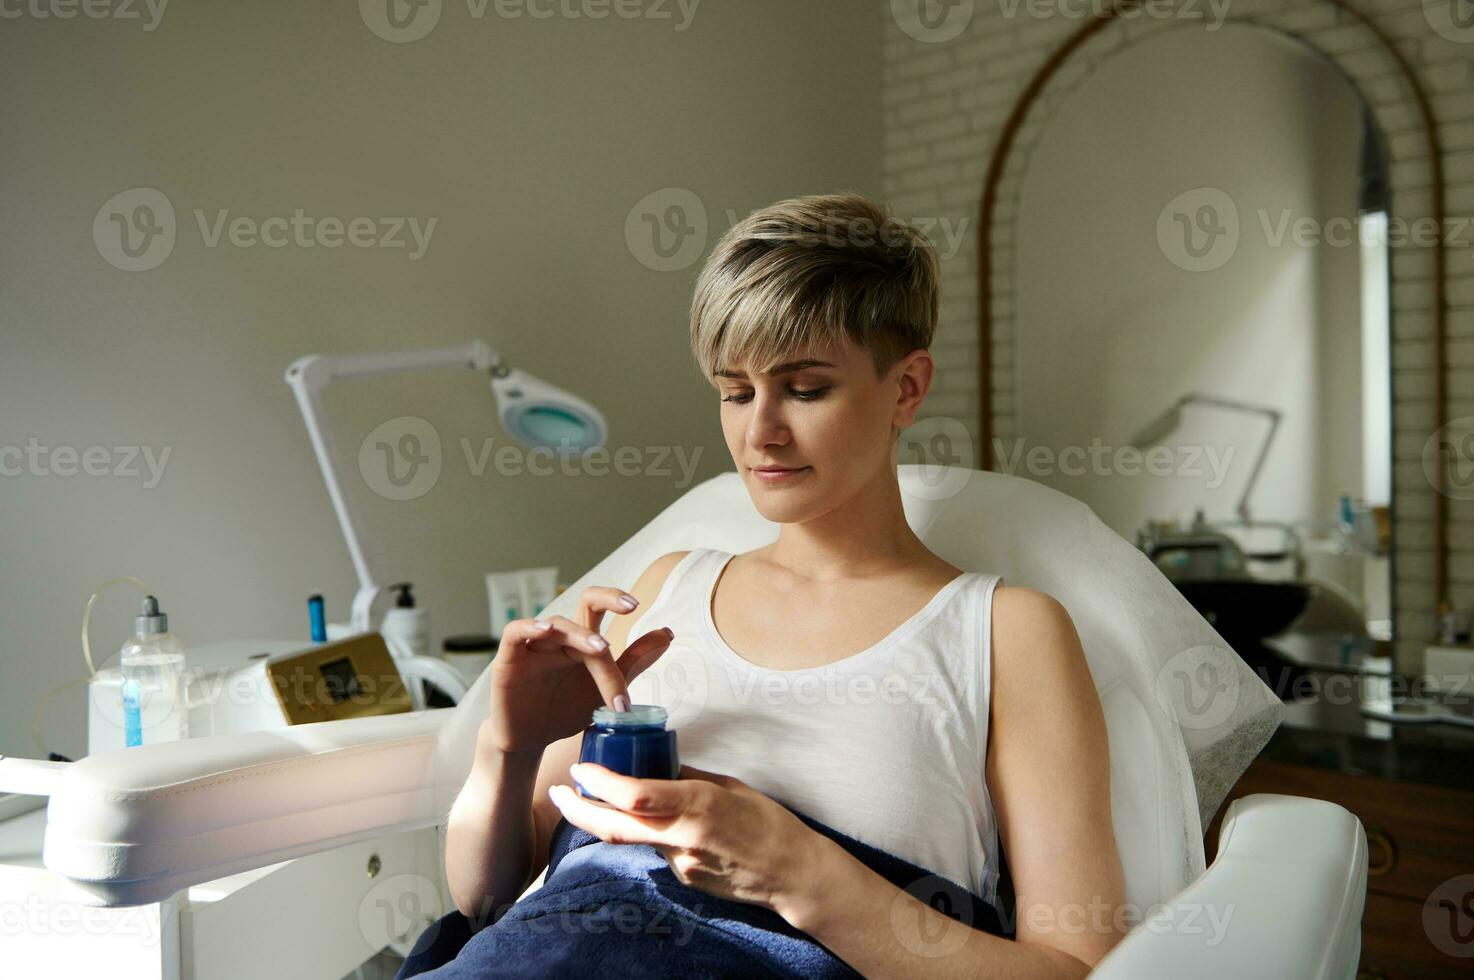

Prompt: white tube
[487,572,525,640]
[519,567,559,620]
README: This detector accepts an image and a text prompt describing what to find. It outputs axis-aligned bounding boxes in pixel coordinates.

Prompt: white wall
[0,1,881,761]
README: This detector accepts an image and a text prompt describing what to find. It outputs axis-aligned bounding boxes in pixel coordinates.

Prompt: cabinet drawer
[1205,760,1474,905]
[1358,890,1474,980]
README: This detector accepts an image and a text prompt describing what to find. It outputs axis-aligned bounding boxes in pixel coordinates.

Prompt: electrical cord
[30,576,149,757]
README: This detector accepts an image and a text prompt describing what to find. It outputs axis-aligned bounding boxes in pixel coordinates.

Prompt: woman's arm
[445,551,690,925]
[772,586,1127,979]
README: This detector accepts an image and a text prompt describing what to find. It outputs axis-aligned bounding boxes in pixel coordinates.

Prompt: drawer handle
[1366,828,1397,877]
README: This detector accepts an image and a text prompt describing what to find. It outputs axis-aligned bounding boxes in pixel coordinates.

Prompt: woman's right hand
[485,585,675,756]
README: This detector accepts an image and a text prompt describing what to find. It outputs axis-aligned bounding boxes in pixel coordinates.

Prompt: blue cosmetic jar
[575,704,679,800]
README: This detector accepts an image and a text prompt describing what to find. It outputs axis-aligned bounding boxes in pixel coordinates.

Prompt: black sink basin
[1172,578,1316,700]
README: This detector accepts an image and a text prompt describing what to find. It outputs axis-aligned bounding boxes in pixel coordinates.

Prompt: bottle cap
[443,633,497,653]
[136,595,169,635]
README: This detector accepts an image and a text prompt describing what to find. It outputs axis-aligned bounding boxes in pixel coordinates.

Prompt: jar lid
[591,704,667,728]
[443,633,497,653]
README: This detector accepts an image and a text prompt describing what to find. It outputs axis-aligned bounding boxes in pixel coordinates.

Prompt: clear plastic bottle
[119,595,189,746]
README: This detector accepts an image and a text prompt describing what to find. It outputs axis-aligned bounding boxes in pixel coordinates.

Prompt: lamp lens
[515,405,597,450]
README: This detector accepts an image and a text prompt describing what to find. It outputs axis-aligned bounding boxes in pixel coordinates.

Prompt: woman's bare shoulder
[602,550,692,654]
[988,585,1090,697]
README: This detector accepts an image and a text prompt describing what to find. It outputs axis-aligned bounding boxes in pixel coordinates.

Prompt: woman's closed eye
[721,386,830,405]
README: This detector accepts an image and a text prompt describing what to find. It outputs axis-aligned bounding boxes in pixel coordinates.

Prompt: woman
[444,193,1127,978]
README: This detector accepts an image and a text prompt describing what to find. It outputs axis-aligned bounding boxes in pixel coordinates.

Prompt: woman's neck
[758,469,941,582]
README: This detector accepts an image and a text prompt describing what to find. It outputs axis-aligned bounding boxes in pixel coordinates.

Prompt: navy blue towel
[397,807,1013,979]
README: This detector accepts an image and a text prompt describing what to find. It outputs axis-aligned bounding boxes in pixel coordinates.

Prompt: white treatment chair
[2,465,1367,979]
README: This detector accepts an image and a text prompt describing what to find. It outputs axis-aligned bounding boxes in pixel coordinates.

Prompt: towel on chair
[396,805,1014,979]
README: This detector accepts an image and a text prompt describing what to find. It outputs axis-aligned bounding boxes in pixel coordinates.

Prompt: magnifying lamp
[1128,391,1280,525]
[285,340,607,640]
[489,362,607,453]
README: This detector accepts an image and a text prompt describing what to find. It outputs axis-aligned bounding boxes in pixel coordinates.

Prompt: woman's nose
[744,393,791,449]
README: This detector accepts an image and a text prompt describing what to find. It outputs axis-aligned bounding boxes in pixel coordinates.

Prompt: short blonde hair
[689,192,939,380]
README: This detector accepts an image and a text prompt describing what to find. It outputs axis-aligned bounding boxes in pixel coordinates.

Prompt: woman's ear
[890,349,934,430]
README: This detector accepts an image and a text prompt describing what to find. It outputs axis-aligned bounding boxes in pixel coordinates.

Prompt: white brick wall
[881,0,1474,672]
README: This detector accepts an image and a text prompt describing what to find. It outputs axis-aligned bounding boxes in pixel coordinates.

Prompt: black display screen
[318,656,360,704]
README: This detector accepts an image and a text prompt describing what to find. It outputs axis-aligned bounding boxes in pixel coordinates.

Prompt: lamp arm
[284,340,503,632]
[1236,409,1281,525]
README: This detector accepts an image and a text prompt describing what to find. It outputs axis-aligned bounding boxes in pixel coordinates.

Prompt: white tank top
[624,548,1006,909]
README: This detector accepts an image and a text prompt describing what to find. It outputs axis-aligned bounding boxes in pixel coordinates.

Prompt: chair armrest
[43,710,448,907]
[1090,793,1367,980]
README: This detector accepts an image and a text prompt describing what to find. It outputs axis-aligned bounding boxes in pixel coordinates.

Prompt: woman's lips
[752,466,810,484]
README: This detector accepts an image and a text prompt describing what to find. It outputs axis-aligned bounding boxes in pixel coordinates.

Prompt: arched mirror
[1009,24,1394,694]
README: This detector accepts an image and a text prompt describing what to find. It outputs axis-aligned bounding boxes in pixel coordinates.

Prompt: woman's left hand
[548,762,830,916]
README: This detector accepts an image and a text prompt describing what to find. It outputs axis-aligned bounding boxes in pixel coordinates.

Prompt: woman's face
[712,338,931,523]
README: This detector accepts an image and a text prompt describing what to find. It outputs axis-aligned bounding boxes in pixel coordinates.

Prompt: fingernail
[613,694,630,712]
[662,627,674,639]
[618,595,638,610]
[589,634,609,652]
[533,619,551,630]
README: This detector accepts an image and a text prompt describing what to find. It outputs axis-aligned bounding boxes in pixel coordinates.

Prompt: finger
[504,617,556,651]
[616,626,675,680]
[577,585,641,635]
[535,615,628,710]
[569,762,695,817]
[548,783,679,847]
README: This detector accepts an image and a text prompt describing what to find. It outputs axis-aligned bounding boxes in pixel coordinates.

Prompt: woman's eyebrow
[714,359,835,379]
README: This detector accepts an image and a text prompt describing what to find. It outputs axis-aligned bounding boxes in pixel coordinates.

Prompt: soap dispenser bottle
[381,582,430,660]
[119,595,190,746]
